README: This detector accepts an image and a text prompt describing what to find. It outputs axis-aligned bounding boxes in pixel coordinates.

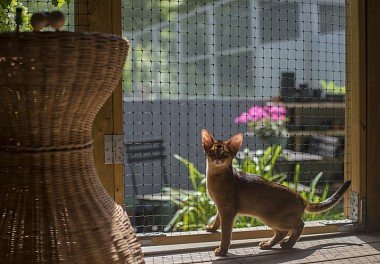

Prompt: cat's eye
[222,151,229,157]
[209,150,216,156]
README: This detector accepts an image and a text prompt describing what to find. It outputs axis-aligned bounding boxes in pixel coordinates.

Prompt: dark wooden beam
[366,0,380,231]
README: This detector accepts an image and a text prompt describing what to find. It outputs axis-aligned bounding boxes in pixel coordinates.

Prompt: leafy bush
[0,0,31,32]
[164,146,343,232]
[0,0,71,33]
[163,154,216,232]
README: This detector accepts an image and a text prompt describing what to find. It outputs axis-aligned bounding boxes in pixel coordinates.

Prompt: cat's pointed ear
[227,133,244,153]
[201,129,215,151]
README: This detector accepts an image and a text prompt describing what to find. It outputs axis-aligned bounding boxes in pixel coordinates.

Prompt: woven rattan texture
[0,32,144,263]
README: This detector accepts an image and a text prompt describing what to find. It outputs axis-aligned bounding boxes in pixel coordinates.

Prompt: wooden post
[75,0,125,205]
[366,0,380,231]
[345,0,367,225]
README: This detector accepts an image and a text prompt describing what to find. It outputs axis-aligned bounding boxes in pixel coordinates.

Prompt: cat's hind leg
[206,212,220,232]
[259,229,288,250]
[280,221,304,249]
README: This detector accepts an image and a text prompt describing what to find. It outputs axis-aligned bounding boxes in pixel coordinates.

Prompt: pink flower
[235,105,287,124]
[270,114,286,121]
[267,105,287,115]
[234,112,250,124]
[264,105,287,121]
[247,106,268,121]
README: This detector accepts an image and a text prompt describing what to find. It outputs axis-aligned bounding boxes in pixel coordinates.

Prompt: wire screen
[122,0,347,235]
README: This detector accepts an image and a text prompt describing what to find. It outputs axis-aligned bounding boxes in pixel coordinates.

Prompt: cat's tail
[305,180,351,214]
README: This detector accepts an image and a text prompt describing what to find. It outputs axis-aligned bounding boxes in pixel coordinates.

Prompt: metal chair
[125,138,170,233]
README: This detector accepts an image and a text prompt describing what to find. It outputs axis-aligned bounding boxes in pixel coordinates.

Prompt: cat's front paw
[206,224,218,232]
[214,247,228,256]
[259,240,273,250]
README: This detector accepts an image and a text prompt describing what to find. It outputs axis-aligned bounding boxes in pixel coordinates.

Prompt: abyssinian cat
[201,129,351,256]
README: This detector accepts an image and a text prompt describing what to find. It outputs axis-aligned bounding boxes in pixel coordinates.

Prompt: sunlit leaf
[309,172,324,202]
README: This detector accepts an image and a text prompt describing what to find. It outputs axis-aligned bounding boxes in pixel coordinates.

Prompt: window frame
[76,0,367,246]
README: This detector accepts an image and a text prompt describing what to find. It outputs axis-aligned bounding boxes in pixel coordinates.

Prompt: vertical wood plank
[93,100,115,198]
[345,0,367,223]
[111,0,126,206]
[75,0,124,204]
[366,0,380,231]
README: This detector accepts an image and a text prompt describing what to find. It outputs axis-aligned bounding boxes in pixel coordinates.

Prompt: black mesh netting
[121,0,348,234]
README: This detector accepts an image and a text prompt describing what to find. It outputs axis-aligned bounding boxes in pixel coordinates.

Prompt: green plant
[236,147,287,183]
[0,0,30,32]
[163,154,215,231]
[165,146,343,232]
[51,0,71,8]
[0,0,70,32]
[319,80,346,95]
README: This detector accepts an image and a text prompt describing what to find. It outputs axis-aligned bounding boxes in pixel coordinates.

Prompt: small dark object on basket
[30,11,66,31]
[48,11,66,30]
[15,7,23,32]
[30,12,49,31]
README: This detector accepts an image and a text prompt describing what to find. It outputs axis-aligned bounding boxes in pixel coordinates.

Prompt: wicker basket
[0,32,144,263]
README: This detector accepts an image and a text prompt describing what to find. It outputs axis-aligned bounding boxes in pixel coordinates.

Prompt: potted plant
[234,104,289,149]
[319,80,345,102]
